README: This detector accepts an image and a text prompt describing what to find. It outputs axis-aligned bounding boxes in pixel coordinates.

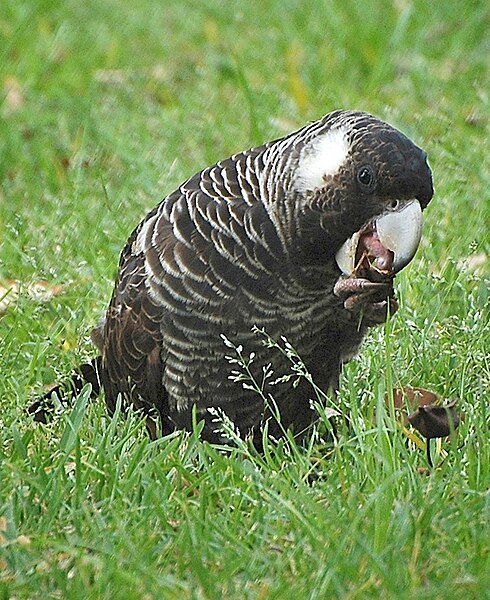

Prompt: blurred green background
[0,1,489,597]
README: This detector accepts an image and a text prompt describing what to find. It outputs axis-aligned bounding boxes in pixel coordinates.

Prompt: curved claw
[351,297,399,324]
[333,277,390,298]
[334,276,397,324]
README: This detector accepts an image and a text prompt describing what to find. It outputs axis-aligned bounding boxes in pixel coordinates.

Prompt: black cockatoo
[31,110,433,444]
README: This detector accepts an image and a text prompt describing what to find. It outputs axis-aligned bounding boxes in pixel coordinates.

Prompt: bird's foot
[333,277,398,325]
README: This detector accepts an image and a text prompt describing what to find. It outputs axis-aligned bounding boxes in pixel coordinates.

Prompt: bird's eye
[357,165,374,188]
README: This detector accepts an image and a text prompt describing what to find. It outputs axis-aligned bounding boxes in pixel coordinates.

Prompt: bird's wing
[100,218,168,419]
[99,148,285,421]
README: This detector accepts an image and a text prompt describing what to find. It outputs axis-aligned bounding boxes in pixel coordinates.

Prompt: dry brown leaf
[0,283,16,314]
[0,515,6,544]
[16,534,31,546]
[391,387,460,467]
[93,68,128,84]
[457,253,488,274]
[408,400,459,439]
[0,279,62,314]
[392,387,439,413]
[393,387,460,437]
[3,75,24,115]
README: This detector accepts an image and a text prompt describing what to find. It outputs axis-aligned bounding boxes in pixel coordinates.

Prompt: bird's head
[275,110,434,277]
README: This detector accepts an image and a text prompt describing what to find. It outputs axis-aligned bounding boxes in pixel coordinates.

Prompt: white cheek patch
[294,127,350,192]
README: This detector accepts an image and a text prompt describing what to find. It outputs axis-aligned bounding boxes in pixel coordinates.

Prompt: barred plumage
[35,110,434,443]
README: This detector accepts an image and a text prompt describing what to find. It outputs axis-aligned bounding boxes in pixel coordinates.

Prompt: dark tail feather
[28,356,102,423]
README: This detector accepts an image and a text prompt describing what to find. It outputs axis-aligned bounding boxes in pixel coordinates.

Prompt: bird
[30,110,433,445]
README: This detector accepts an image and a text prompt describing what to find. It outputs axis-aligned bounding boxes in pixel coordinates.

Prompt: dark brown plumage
[32,110,434,444]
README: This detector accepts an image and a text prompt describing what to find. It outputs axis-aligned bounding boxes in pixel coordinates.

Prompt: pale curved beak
[376,200,422,273]
[377,200,422,273]
[335,200,423,276]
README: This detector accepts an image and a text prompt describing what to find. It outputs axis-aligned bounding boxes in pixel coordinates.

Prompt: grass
[1,0,489,597]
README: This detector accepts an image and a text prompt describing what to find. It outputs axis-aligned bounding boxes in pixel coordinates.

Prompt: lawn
[1,0,489,598]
